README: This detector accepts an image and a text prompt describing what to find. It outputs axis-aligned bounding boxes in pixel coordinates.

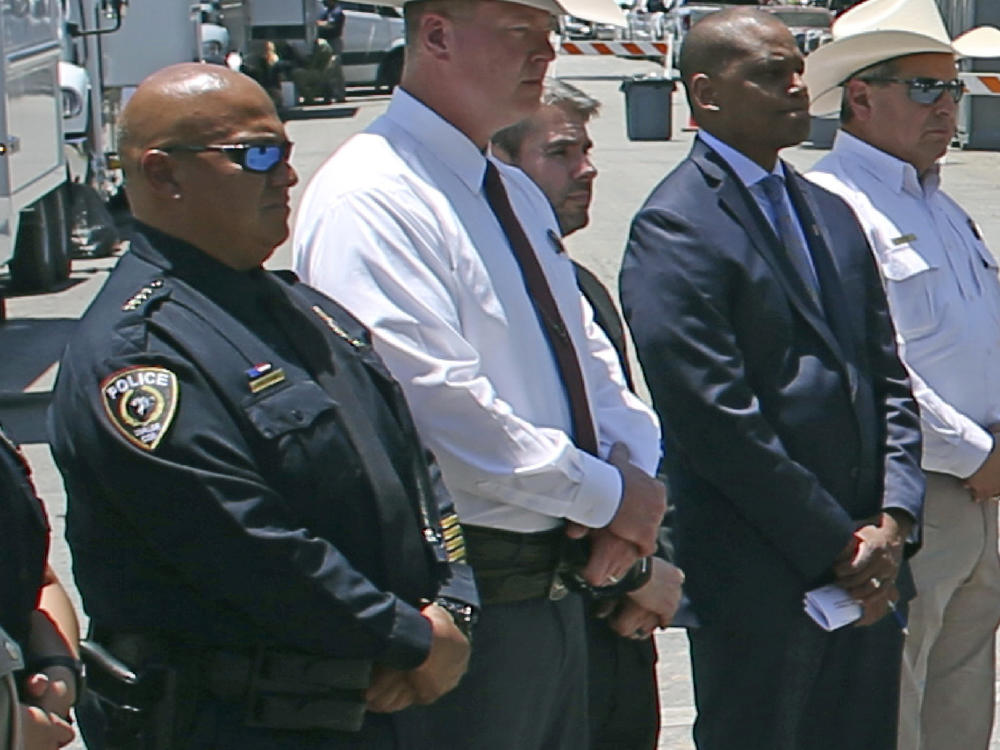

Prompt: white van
[340,2,404,88]
[238,0,405,90]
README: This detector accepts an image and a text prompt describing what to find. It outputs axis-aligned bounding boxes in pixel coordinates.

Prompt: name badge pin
[968,218,984,241]
[547,229,567,255]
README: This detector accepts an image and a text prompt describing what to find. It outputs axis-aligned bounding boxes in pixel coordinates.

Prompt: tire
[67,182,119,258]
[378,50,403,91]
[10,185,71,292]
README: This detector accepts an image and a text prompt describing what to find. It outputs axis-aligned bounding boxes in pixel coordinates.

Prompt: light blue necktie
[759,174,821,298]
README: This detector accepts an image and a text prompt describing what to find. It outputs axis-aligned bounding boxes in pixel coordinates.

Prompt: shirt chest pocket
[245,380,336,439]
[243,380,362,503]
[878,244,946,340]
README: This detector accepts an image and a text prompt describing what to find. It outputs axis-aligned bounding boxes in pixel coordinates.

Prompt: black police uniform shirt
[49,224,475,669]
[0,424,49,650]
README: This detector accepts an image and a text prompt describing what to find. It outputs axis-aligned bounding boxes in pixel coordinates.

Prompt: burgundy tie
[482,160,598,456]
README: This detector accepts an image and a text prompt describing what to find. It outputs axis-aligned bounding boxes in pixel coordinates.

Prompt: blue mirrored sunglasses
[859,77,966,105]
[160,141,294,173]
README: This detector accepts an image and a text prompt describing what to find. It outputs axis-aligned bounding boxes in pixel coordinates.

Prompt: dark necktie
[759,173,821,300]
[759,175,857,362]
[482,160,598,457]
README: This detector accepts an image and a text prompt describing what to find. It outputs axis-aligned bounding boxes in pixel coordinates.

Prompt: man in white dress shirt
[805,1,1000,747]
[292,0,665,747]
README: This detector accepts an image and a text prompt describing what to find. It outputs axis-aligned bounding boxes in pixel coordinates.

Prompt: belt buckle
[548,570,569,601]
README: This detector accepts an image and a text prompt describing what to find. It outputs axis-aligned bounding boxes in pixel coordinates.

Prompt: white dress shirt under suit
[698,131,818,285]
[808,129,1000,750]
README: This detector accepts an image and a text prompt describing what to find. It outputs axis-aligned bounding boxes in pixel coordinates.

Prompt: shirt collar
[832,129,940,198]
[698,130,783,188]
[384,86,489,194]
[129,222,270,318]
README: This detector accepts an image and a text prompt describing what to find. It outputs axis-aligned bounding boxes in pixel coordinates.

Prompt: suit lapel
[786,168,865,427]
[692,143,847,364]
[785,170,857,360]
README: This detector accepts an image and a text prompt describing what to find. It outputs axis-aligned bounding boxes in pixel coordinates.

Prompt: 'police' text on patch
[100,366,179,451]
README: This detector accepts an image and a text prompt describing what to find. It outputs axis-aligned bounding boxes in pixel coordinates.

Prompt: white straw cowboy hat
[502,0,624,26]
[804,0,1000,116]
[390,0,626,28]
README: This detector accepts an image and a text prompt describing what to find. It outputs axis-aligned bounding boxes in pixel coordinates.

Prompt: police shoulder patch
[100,366,179,451]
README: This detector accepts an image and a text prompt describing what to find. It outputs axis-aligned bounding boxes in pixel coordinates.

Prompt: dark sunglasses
[160,141,294,173]
[858,76,966,105]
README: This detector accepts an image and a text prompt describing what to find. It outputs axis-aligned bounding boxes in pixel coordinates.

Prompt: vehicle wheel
[378,50,403,91]
[67,182,119,259]
[9,185,71,292]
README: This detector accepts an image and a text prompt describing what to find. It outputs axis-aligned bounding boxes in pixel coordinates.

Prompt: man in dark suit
[619,8,925,749]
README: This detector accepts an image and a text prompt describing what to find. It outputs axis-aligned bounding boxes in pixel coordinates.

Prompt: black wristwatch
[434,598,479,642]
[564,555,654,600]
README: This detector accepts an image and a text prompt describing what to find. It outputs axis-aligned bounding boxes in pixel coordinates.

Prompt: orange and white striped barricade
[559,39,672,61]
[957,73,1000,149]
[960,72,1000,96]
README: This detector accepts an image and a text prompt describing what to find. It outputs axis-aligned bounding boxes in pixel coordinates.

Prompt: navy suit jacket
[620,139,924,630]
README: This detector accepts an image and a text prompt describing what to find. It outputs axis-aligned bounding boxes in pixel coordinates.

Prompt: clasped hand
[365,602,470,713]
[602,558,685,639]
[20,671,75,749]
[834,512,910,626]
[566,442,666,587]
[964,423,1000,502]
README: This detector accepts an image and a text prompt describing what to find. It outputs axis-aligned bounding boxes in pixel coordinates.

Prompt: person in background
[315,0,347,103]
[805,0,1000,746]
[491,78,684,750]
[0,423,80,750]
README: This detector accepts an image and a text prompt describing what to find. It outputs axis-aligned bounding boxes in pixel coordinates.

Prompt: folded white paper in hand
[803,584,862,631]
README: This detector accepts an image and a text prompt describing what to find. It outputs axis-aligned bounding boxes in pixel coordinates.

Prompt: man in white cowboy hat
[805,1,1000,748]
[292,0,667,747]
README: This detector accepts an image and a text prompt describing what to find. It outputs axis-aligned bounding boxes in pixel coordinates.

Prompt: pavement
[5,52,1000,749]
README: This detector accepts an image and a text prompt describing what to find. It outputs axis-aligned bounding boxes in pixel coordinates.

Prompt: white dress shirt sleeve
[897,348,994,478]
[577,291,662,477]
[297,189,626,528]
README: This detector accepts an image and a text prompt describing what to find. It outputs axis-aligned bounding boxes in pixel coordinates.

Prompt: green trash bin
[620,76,675,141]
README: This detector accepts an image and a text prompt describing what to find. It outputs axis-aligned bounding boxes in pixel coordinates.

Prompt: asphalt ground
[5,53,1000,749]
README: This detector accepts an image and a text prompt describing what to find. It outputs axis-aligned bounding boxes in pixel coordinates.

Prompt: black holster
[78,638,177,750]
[79,631,374,746]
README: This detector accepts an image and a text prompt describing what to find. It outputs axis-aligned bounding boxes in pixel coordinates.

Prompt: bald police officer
[49,63,476,750]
